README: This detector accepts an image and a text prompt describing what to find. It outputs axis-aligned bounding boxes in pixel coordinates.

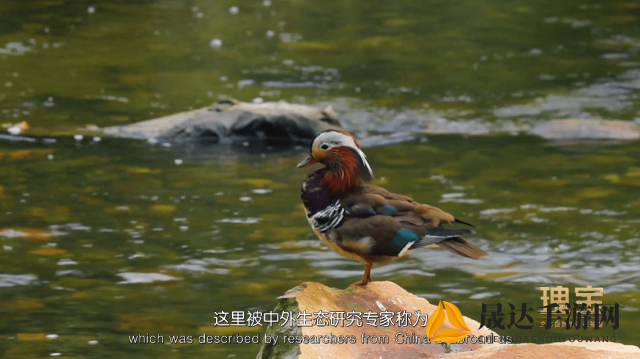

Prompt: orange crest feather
[320,147,360,194]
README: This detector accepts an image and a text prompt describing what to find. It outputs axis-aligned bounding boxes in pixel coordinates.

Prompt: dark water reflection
[2,0,640,358]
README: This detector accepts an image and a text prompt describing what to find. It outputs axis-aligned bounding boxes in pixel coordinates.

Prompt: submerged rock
[529,119,640,140]
[257,281,640,359]
[102,100,341,144]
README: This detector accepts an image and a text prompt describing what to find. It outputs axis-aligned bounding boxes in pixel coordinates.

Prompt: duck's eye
[320,144,330,150]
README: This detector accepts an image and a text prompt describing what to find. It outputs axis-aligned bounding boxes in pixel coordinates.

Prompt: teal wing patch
[391,228,419,247]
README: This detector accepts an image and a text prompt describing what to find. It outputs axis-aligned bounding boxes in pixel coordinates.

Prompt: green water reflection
[1,136,639,357]
[2,0,640,132]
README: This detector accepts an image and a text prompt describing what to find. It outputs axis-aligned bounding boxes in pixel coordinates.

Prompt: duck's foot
[349,263,373,287]
[349,278,373,287]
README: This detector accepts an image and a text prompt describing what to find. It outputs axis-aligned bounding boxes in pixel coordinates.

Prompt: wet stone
[102,100,342,145]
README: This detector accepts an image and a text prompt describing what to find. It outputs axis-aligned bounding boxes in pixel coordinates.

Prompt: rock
[101,100,341,144]
[256,281,499,359]
[256,281,640,359]
[528,119,640,140]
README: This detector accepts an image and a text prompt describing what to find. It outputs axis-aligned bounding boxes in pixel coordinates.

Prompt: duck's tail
[436,236,488,259]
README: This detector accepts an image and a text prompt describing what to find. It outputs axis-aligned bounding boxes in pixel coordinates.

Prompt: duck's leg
[362,262,372,283]
[351,263,373,286]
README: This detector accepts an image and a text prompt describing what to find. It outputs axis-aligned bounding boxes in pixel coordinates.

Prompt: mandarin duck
[298,130,488,285]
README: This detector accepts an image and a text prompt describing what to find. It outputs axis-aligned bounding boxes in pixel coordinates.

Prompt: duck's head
[297,130,374,191]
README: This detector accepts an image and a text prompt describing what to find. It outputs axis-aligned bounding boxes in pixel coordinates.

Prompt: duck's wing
[327,184,488,259]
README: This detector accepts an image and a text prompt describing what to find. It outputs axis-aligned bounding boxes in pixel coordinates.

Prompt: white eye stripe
[313,131,373,178]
